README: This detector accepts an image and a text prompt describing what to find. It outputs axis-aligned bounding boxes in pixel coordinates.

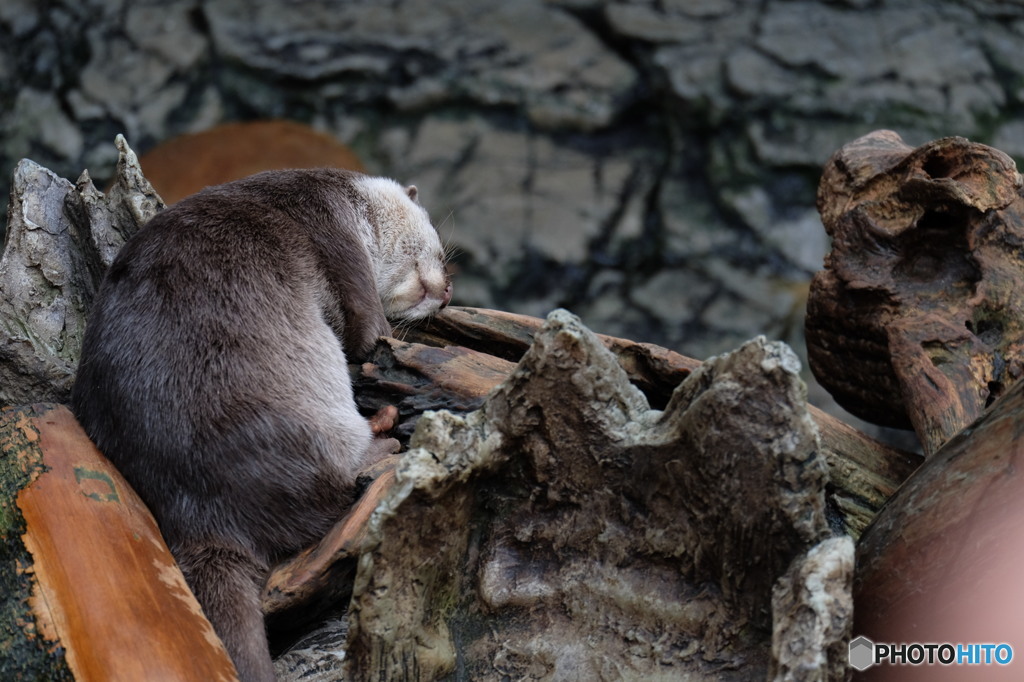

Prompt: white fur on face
[357,176,449,321]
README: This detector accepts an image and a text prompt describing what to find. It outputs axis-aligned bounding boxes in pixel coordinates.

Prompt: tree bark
[0,135,163,406]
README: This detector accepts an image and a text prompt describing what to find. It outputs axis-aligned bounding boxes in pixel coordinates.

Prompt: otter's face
[362,179,452,321]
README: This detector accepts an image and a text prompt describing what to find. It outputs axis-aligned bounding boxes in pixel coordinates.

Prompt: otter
[70,168,451,682]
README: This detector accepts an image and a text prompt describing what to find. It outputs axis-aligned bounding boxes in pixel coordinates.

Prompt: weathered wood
[402,305,698,406]
[263,464,398,631]
[398,306,920,538]
[811,409,921,537]
[0,403,238,682]
[352,339,517,441]
[399,306,543,362]
[343,310,852,681]
[807,129,1024,454]
[771,536,853,681]
[855,376,1024,679]
[0,135,162,407]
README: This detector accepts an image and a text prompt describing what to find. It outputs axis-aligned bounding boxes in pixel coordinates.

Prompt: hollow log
[340,310,852,681]
[806,129,1024,454]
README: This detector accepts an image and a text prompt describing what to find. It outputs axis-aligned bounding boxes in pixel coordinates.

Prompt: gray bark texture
[0,135,163,406]
[339,311,852,681]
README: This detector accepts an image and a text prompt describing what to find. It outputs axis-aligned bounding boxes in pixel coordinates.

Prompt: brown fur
[71,169,449,681]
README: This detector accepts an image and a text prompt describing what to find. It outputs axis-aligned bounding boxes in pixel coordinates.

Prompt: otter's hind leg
[176,541,275,682]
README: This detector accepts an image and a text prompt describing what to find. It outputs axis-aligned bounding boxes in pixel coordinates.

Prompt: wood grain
[807,130,1024,454]
[5,403,238,682]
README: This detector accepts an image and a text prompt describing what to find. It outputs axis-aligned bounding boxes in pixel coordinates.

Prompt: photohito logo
[849,636,1014,671]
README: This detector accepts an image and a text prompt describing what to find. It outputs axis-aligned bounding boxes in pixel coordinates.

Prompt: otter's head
[358,177,452,322]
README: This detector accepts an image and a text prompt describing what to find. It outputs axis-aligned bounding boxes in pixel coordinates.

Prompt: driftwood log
[0,403,237,681]
[807,129,1024,455]
[261,304,925,679]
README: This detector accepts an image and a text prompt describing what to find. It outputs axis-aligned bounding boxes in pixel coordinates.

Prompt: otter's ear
[406,185,419,203]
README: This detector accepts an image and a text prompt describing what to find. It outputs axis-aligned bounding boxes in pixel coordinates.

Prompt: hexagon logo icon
[849,635,876,671]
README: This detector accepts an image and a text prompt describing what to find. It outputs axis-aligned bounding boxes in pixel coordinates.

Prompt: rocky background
[3,0,1023,443]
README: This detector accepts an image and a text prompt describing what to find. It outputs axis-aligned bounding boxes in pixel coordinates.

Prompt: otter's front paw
[368,405,399,435]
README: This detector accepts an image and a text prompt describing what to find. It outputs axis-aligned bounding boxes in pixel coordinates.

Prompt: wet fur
[71,169,448,681]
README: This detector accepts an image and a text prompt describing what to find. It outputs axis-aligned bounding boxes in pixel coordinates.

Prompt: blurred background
[3,0,1021,447]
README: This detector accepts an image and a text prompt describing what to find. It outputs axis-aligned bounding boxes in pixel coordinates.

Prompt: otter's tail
[175,542,275,682]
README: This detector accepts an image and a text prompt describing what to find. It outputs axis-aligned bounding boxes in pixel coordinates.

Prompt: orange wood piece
[262,465,398,619]
[7,403,238,682]
[138,120,366,204]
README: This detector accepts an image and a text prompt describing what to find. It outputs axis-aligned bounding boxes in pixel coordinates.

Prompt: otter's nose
[441,282,453,308]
